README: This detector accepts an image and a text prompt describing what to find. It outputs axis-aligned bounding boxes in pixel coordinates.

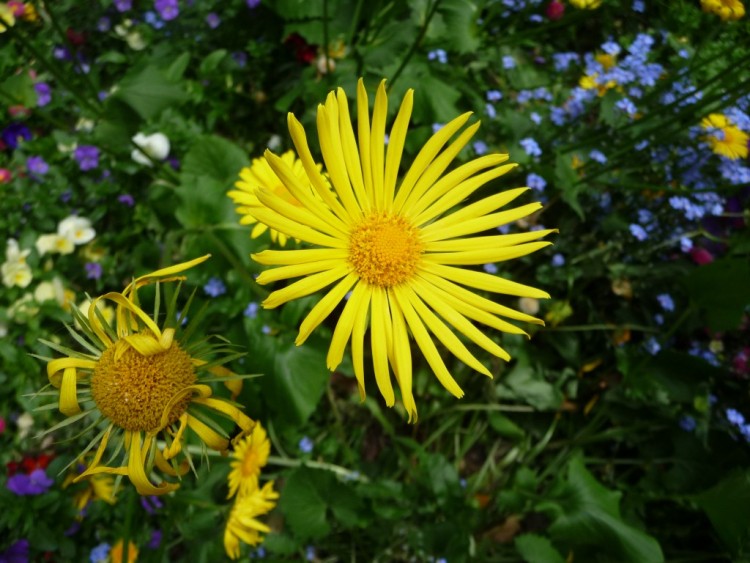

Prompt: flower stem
[389,0,442,88]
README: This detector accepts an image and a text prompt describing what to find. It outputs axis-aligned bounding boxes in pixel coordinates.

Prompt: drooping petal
[370,286,395,406]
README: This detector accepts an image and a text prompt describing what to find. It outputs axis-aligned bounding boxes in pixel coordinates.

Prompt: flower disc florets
[91,336,196,432]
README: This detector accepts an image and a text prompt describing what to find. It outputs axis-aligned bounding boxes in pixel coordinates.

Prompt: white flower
[5,239,30,263]
[126,31,146,51]
[16,412,34,440]
[75,118,95,132]
[35,233,75,255]
[8,293,38,321]
[131,132,170,166]
[34,278,66,305]
[267,134,282,152]
[1,261,32,288]
[58,216,96,245]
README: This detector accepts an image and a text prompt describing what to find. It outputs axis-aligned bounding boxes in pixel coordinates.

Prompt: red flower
[285,33,318,64]
[690,247,714,265]
[546,0,565,19]
[66,28,86,47]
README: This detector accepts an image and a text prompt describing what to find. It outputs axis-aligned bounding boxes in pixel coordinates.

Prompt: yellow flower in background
[701,113,749,160]
[0,3,16,32]
[251,79,552,421]
[227,421,271,499]
[700,0,745,20]
[39,256,254,495]
[110,539,139,563]
[229,150,321,246]
[570,0,602,8]
[224,481,279,560]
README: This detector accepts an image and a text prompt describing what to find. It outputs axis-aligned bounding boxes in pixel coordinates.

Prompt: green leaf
[174,174,237,228]
[684,258,750,331]
[437,0,480,54]
[515,534,566,563]
[501,360,563,411]
[694,470,750,555]
[413,74,462,123]
[113,65,188,120]
[0,72,35,106]
[278,468,331,540]
[165,52,191,82]
[555,153,584,219]
[181,135,249,186]
[488,411,525,441]
[548,457,664,563]
[199,49,228,75]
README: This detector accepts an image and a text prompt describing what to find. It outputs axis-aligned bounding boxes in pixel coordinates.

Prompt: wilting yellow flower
[569,0,602,8]
[702,113,749,160]
[227,421,270,499]
[224,481,279,560]
[229,151,321,246]
[700,0,745,20]
[251,79,552,421]
[39,256,254,495]
[110,539,139,563]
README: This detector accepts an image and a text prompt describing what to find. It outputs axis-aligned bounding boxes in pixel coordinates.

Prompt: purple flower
[247,0,261,7]
[7,468,54,495]
[502,55,516,69]
[118,194,135,207]
[74,145,100,171]
[643,337,660,355]
[203,277,226,297]
[140,495,164,514]
[2,123,32,149]
[232,51,248,67]
[0,539,29,563]
[244,302,259,318]
[589,149,607,164]
[53,46,72,60]
[97,17,111,32]
[85,262,103,280]
[299,436,314,453]
[148,530,162,550]
[114,0,132,11]
[27,156,49,176]
[155,0,179,21]
[34,83,52,107]
[206,12,221,28]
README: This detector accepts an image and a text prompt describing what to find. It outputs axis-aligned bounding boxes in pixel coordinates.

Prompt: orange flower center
[348,213,423,287]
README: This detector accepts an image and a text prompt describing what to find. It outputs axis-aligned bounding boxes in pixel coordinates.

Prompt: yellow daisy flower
[227,420,270,499]
[229,150,316,246]
[569,0,602,8]
[250,79,553,421]
[224,481,279,560]
[700,0,745,20]
[701,113,749,160]
[0,4,15,32]
[39,255,254,495]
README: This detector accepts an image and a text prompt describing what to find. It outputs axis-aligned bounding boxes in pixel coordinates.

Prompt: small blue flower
[632,0,645,12]
[629,224,648,241]
[486,90,503,102]
[483,263,498,274]
[90,543,111,563]
[502,55,516,69]
[305,546,316,561]
[551,253,565,267]
[244,302,259,318]
[261,325,272,335]
[589,149,607,164]
[526,173,546,191]
[634,139,649,151]
[679,237,693,253]
[485,103,497,119]
[520,137,542,157]
[473,141,488,155]
[656,293,674,312]
[654,314,664,325]
[299,436,314,453]
[203,277,226,297]
[601,41,621,56]
[615,97,637,117]
[726,408,745,426]
[529,112,542,125]
[678,415,696,432]
[428,49,448,64]
[432,123,444,134]
[644,337,661,355]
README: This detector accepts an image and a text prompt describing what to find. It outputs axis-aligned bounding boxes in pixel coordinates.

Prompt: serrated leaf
[437,0,480,53]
